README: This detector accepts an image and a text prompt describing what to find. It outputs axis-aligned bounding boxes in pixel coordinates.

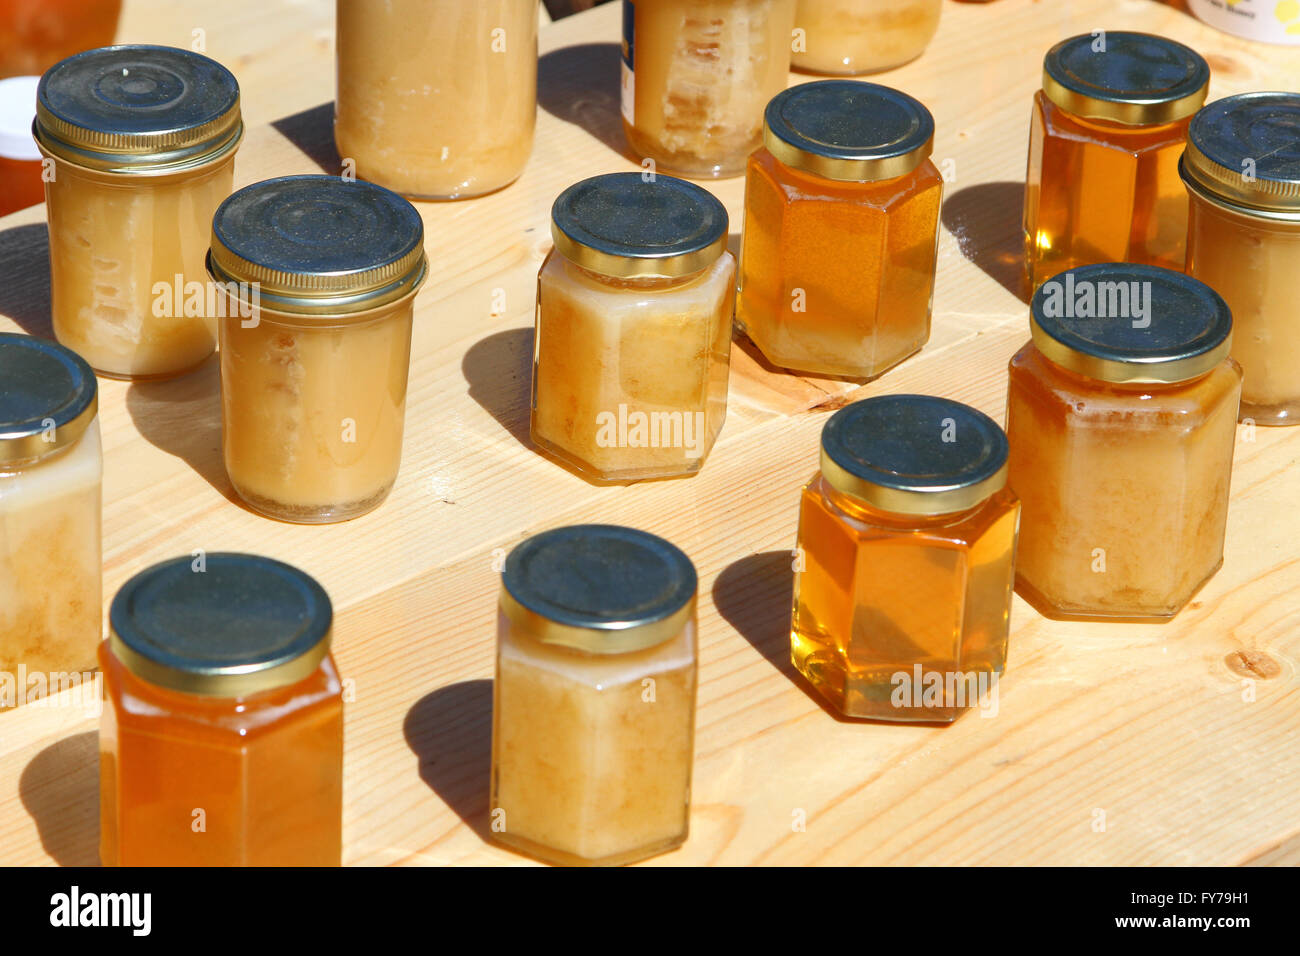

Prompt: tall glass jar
[533,172,734,482]
[1182,92,1300,425]
[1006,263,1241,620]
[335,0,537,200]
[34,45,242,379]
[737,81,942,380]
[491,524,698,866]
[99,553,344,866]
[208,175,428,523]
[1022,32,1208,293]
[792,0,942,75]
[0,333,101,708]
[791,395,1019,722]
[621,0,796,179]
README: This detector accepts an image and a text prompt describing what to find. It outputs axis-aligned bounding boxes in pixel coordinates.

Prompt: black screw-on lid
[1182,91,1300,214]
[0,332,97,464]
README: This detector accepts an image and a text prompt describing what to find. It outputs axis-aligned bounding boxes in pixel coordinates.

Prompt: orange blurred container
[0,0,122,78]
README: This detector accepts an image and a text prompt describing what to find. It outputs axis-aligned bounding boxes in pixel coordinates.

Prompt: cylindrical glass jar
[1188,0,1300,45]
[334,0,537,200]
[34,45,243,379]
[491,524,698,866]
[1022,32,1209,293]
[621,0,796,179]
[792,395,1019,722]
[1182,92,1300,425]
[208,175,427,523]
[533,172,734,482]
[0,76,42,216]
[791,0,942,75]
[738,81,942,380]
[0,333,101,708]
[1006,263,1242,620]
[0,0,122,79]
[99,553,344,866]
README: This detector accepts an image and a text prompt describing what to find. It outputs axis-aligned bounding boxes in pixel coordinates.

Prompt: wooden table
[2,0,1298,866]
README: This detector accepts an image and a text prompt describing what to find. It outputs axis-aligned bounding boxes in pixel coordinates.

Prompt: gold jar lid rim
[1181,92,1300,214]
[0,332,98,464]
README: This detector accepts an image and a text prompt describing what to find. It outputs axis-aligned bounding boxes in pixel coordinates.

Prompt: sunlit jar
[791,0,942,75]
[1188,0,1300,45]
[34,45,243,379]
[0,76,43,216]
[1182,92,1300,425]
[208,175,428,523]
[334,0,537,200]
[0,0,122,79]
[1022,32,1209,293]
[0,333,101,707]
[621,0,796,179]
[491,524,698,866]
[99,553,344,866]
[737,81,941,380]
[532,172,733,482]
[1006,263,1241,620]
[791,395,1018,722]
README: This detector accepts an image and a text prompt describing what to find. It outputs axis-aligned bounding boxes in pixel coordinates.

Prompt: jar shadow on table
[402,679,494,838]
[539,43,642,165]
[270,102,343,176]
[462,326,534,450]
[940,180,1029,303]
[0,223,53,339]
[19,730,101,867]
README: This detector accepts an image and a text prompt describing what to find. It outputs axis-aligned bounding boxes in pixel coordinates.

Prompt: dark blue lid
[0,332,97,462]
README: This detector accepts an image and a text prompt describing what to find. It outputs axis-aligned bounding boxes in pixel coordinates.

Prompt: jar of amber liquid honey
[791,395,1019,722]
[791,0,942,75]
[533,172,733,482]
[100,553,344,866]
[1182,92,1300,425]
[34,45,242,379]
[335,0,537,199]
[208,175,428,523]
[738,81,942,380]
[1022,32,1209,293]
[1006,264,1241,620]
[491,525,698,866]
[621,0,796,179]
[0,0,121,79]
[0,334,101,707]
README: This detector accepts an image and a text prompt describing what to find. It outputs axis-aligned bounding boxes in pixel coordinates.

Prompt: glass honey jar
[791,395,1019,722]
[335,0,537,200]
[1022,32,1209,293]
[0,0,122,79]
[207,174,428,524]
[34,45,243,379]
[532,172,734,482]
[791,0,942,75]
[491,524,698,866]
[621,0,796,179]
[1182,92,1300,426]
[737,80,942,380]
[0,333,101,708]
[99,553,344,866]
[1006,263,1241,621]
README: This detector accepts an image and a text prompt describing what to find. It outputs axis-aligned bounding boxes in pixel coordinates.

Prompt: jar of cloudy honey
[621,0,796,179]
[335,0,537,199]
[737,80,941,380]
[791,395,1018,722]
[1182,92,1300,426]
[208,174,427,524]
[491,524,698,866]
[1006,263,1241,620]
[99,553,344,866]
[791,0,942,75]
[34,45,242,379]
[0,333,101,707]
[1022,32,1209,293]
[533,172,733,482]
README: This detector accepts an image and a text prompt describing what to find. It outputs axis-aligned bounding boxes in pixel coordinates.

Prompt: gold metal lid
[0,333,98,464]
[1181,92,1300,217]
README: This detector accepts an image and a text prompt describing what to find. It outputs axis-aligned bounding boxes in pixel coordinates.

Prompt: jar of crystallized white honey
[1181,92,1300,426]
[532,172,734,482]
[737,80,942,380]
[491,524,698,866]
[1022,32,1209,293]
[0,333,101,707]
[34,45,242,379]
[1006,263,1242,621]
[621,0,796,179]
[100,553,344,866]
[207,175,428,524]
[792,0,942,75]
[334,0,537,200]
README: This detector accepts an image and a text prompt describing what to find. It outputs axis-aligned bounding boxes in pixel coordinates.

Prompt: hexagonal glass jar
[1006,264,1242,620]
[491,525,698,866]
[737,81,942,381]
[1022,32,1209,293]
[791,396,1019,722]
